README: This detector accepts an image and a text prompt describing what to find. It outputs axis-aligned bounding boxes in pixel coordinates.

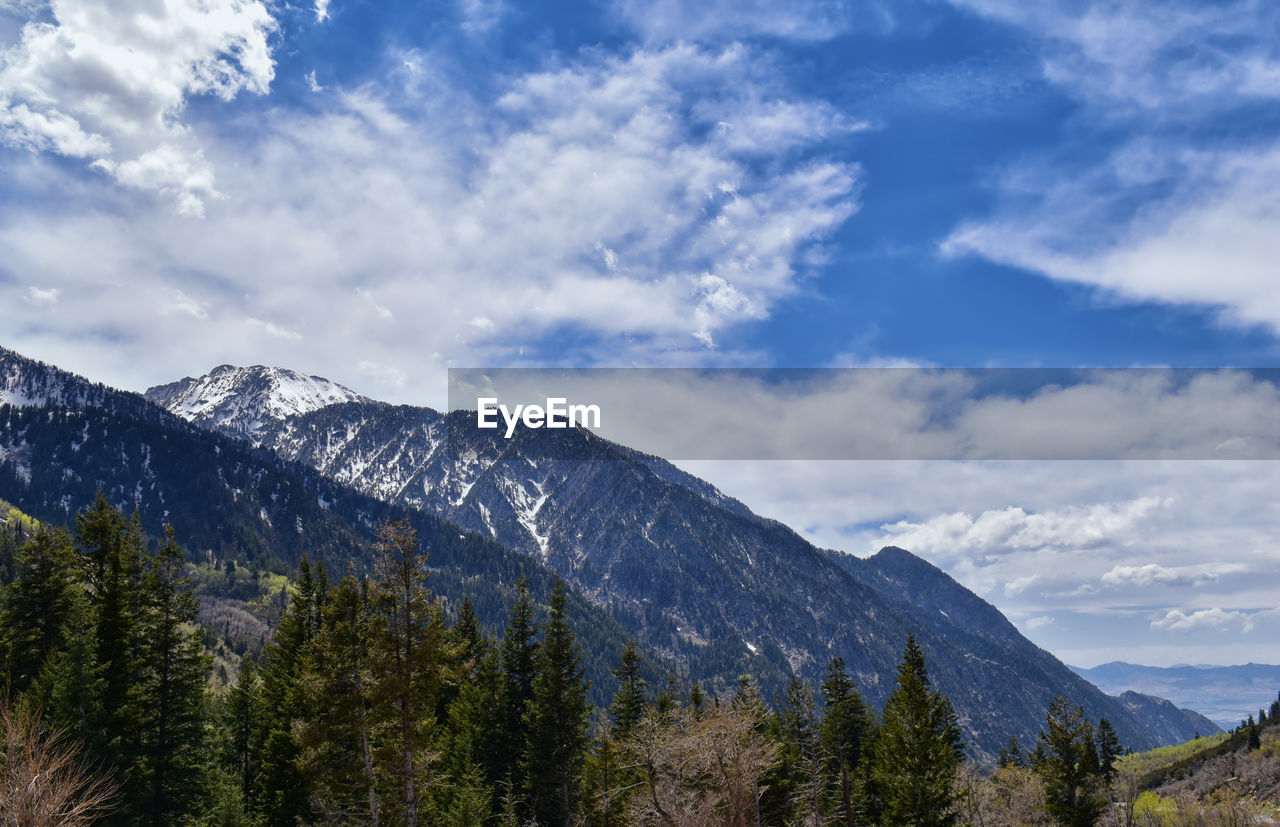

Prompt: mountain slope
[0,348,662,707]
[1115,691,1222,743]
[145,364,374,442]
[1074,662,1280,730]
[144,362,1214,761]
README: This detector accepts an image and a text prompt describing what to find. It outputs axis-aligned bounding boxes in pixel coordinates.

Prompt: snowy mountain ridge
[145,364,376,442]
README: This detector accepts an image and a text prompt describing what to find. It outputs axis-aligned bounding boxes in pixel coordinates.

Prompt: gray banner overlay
[446,368,1280,460]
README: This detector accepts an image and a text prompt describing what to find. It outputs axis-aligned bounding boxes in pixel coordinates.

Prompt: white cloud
[24,285,58,305]
[358,360,408,389]
[247,318,303,341]
[458,0,505,35]
[305,70,324,93]
[0,44,857,395]
[879,497,1166,561]
[1101,563,1240,589]
[948,0,1280,115]
[940,1,1280,334]
[314,0,330,23]
[1152,608,1243,633]
[669,457,1280,665]
[1023,615,1054,631]
[0,0,276,214]
[614,0,888,43]
[944,145,1280,334]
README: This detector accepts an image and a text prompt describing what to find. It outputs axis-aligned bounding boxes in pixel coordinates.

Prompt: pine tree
[297,573,380,824]
[1095,719,1121,786]
[521,579,590,827]
[609,639,646,741]
[772,675,825,825]
[137,526,211,824]
[74,497,149,817]
[820,656,872,827]
[220,658,262,815]
[870,636,964,827]
[998,735,1026,769]
[1033,696,1105,827]
[1,526,78,694]
[368,520,451,827]
[498,575,538,793]
[255,555,323,824]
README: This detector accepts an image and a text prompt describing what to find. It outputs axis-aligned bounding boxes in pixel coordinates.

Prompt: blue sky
[4,0,1280,668]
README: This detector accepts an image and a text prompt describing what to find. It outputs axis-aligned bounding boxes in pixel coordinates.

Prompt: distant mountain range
[1074,662,1280,730]
[0,346,1221,761]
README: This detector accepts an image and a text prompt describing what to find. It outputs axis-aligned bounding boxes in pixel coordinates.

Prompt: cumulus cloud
[24,285,58,305]
[1101,563,1238,589]
[878,497,1166,561]
[0,0,276,214]
[1151,608,1243,633]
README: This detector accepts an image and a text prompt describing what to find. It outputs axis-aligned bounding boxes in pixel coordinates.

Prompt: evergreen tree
[219,658,262,816]
[608,639,646,741]
[1095,719,1121,786]
[521,578,590,827]
[297,573,380,824]
[1,527,78,694]
[498,576,538,793]
[74,496,150,818]
[368,520,451,827]
[870,636,964,827]
[998,735,1026,769]
[771,675,824,825]
[820,656,872,827]
[137,526,211,824]
[255,555,323,824]
[1033,696,1105,827]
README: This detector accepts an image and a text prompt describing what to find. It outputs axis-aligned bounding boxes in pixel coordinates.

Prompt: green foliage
[2,526,78,695]
[137,526,213,822]
[869,635,965,827]
[821,656,873,826]
[1032,696,1105,827]
[367,520,451,827]
[521,578,591,826]
[608,640,646,742]
[296,574,379,822]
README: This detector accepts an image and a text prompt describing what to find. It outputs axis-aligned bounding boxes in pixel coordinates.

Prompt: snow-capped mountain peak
[145,364,375,441]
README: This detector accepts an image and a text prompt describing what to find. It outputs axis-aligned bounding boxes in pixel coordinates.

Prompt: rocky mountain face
[144,364,374,442]
[1115,691,1222,743]
[138,362,1215,761]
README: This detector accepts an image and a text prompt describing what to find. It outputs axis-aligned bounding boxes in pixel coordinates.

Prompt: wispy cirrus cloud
[0,43,860,398]
[942,0,1280,335]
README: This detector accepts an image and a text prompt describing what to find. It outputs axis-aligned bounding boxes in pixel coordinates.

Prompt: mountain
[139,362,1213,761]
[0,347,659,707]
[1074,662,1280,730]
[1115,691,1222,742]
[144,364,374,442]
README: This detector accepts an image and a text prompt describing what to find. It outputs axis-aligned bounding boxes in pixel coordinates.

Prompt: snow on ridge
[147,364,373,437]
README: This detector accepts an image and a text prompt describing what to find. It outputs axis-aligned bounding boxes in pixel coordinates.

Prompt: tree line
[5,497,1239,826]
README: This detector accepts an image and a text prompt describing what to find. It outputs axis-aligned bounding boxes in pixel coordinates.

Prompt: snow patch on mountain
[145,365,374,441]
